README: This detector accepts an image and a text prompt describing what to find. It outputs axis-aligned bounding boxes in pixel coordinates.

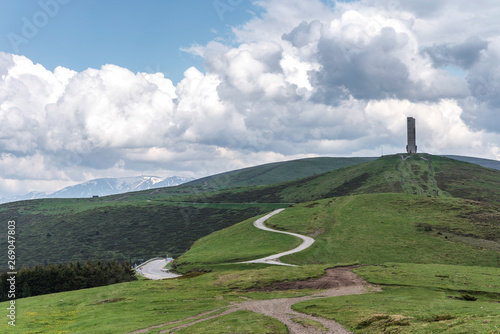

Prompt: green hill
[103,156,375,200]
[1,154,499,333]
[176,154,500,205]
[1,154,498,267]
[176,193,499,272]
[0,157,372,267]
[182,157,376,189]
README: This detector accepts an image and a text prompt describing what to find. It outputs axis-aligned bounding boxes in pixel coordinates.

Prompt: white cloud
[0,0,499,197]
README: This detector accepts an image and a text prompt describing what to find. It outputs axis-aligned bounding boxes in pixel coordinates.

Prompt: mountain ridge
[0,175,194,204]
[0,154,498,267]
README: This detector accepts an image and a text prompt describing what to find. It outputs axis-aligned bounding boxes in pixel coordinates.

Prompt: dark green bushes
[0,260,136,301]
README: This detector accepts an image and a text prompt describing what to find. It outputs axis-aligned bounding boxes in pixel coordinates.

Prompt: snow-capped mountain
[0,176,194,204]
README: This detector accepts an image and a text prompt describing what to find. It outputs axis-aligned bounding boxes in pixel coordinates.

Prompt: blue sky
[0,0,261,83]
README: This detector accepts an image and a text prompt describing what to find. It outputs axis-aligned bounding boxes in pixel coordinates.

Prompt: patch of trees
[0,260,136,302]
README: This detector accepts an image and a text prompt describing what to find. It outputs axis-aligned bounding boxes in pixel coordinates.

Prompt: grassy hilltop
[178,154,500,204]
[0,154,499,267]
[1,153,499,333]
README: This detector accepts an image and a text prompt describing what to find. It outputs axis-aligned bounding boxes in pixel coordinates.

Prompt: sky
[0,0,499,198]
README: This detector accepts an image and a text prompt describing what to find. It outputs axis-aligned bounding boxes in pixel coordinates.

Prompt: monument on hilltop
[406,117,417,153]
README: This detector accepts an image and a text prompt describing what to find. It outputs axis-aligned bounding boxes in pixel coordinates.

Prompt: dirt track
[240,208,315,266]
[231,266,378,334]
[128,209,381,333]
[129,266,380,334]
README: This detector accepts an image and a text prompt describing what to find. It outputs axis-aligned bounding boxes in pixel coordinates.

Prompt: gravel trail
[136,259,181,280]
[159,266,379,334]
[127,211,380,333]
[240,208,315,266]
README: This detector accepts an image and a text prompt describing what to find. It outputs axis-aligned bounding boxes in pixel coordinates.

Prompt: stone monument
[406,117,417,153]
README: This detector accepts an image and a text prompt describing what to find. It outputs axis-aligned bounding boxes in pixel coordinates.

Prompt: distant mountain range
[0,176,195,204]
[1,155,497,205]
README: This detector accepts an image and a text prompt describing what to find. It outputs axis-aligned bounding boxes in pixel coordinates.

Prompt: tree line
[0,260,136,302]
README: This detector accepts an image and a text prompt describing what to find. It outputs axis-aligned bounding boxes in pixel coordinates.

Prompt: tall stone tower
[406,117,417,153]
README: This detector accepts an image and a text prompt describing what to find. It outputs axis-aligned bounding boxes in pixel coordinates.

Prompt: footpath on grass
[239,208,315,266]
[128,266,379,334]
[140,208,316,279]
[129,209,380,333]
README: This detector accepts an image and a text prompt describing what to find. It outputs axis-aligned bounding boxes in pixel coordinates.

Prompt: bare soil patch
[129,266,379,334]
[251,265,366,291]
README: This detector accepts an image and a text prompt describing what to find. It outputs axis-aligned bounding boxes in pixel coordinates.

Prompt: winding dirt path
[149,266,379,334]
[240,208,315,266]
[127,211,380,333]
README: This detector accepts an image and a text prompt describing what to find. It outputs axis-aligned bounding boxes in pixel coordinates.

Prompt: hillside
[445,155,500,171]
[182,157,376,190]
[103,156,375,200]
[175,154,500,205]
[0,157,371,267]
[1,155,499,333]
[5,192,498,333]
[1,154,498,267]
[176,193,500,272]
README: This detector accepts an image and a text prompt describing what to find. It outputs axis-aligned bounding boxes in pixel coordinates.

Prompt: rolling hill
[176,193,499,272]
[1,153,499,333]
[0,154,498,268]
[173,154,500,205]
[0,157,373,267]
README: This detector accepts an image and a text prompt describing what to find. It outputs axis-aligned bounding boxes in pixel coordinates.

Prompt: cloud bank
[1,0,499,197]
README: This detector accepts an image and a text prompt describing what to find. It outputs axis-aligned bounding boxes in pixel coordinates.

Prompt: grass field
[3,261,499,333]
[293,263,500,333]
[2,193,499,332]
[1,154,499,332]
[0,265,327,333]
[1,154,499,267]
[177,193,499,270]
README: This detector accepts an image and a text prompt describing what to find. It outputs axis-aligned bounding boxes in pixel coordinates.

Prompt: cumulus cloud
[1,0,500,197]
[423,37,489,70]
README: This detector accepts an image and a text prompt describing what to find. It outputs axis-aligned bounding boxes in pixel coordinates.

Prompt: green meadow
[1,154,499,332]
[294,263,500,333]
[0,265,327,333]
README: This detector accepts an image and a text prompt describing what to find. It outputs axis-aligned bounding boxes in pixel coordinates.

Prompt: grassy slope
[174,192,499,333]
[0,201,284,267]
[175,154,500,205]
[183,157,375,189]
[0,265,327,333]
[3,156,499,332]
[294,263,500,333]
[0,157,371,267]
[2,155,498,332]
[1,154,498,267]
[103,156,375,200]
[276,194,500,266]
[177,194,499,271]
[175,214,303,273]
